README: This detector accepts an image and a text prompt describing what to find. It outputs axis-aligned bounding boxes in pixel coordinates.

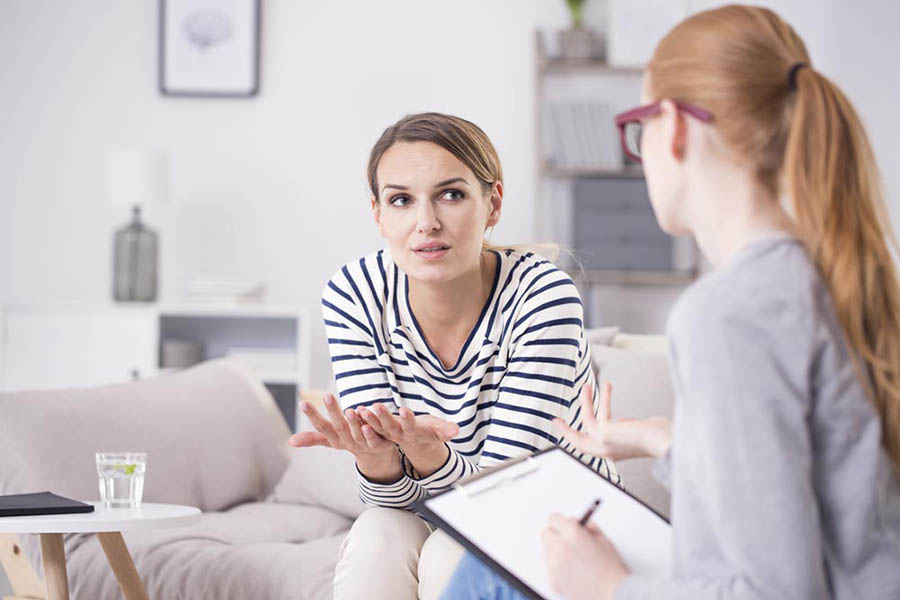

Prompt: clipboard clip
[453,455,540,498]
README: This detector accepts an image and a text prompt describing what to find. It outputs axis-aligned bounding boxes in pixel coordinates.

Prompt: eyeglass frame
[614,101,714,163]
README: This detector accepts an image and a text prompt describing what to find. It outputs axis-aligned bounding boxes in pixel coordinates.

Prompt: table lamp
[106,150,168,302]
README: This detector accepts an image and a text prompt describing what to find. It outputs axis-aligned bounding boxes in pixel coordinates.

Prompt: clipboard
[413,447,671,600]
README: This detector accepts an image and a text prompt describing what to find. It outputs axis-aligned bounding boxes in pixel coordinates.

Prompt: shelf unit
[534,30,699,330]
[539,55,644,77]
[158,304,308,429]
[573,269,698,287]
[535,31,649,185]
[0,303,310,431]
[544,165,645,179]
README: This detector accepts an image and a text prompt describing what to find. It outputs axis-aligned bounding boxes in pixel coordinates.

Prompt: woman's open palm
[288,394,396,462]
[357,403,459,453]
[288,394,458,461]
[553,382,672,461]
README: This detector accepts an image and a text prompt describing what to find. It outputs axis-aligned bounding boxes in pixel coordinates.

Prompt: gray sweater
[617,235,900,599]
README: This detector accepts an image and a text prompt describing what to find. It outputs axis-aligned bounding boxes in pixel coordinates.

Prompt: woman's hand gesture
[356,403,459,454]
[288,394,404,481]
[553,382,672,461]
[356,403,460,477]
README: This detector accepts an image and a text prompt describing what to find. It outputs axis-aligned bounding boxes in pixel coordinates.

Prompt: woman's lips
[413,245,450,260]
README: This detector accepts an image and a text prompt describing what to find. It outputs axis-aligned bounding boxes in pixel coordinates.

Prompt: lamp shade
[106,150,168,208]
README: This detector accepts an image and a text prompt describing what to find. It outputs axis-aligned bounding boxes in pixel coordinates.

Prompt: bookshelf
[533,30,699,331]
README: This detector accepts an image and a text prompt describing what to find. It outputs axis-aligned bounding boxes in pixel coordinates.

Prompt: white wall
[1,0,899,392]
[0,0,571,390]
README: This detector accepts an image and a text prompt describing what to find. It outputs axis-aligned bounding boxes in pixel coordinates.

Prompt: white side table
[0,503,200,600]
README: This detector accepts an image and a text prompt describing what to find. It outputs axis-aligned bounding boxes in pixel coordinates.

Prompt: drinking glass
[95,452,147,508]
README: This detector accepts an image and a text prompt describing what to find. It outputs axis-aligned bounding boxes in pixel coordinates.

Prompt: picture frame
[158,0,261,98]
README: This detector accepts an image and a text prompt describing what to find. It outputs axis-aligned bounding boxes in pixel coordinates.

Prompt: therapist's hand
[553,382,672,461]
[357,403,459,478]
[542,514,629,600]
[288,393,401,483]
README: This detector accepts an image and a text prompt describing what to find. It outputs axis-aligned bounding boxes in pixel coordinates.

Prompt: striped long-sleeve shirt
[322,248,617,508]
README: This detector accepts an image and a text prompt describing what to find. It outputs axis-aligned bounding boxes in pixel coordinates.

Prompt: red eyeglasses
[614,101,714,163]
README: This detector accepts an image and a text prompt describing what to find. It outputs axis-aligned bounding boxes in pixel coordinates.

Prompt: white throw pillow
[586,325,620,348]
[586,329,674,518]
[270,446,367,520]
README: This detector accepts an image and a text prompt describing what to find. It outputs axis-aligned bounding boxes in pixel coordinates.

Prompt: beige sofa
[0,360,365,600]
[0,330,673,599]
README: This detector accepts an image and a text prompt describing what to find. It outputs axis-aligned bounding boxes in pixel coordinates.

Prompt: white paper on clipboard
[419,448,672,600]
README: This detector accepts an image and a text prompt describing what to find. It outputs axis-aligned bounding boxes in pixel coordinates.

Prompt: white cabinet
[0,304,309,430]
[0,306,157,392]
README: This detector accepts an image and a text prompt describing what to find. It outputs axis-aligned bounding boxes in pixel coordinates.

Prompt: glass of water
[95,452,147,508]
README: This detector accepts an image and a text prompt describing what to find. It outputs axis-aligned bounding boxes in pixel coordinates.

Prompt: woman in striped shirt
[288,112,615,599]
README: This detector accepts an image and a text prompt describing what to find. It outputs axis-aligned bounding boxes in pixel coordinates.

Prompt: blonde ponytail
[785,67,900,473]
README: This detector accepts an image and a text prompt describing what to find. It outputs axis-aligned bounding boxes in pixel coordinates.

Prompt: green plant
[566,0,587,29]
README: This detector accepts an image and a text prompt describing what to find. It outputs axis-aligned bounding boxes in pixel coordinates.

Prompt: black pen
[578,498,603,526]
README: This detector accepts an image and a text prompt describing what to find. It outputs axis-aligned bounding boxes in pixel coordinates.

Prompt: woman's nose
[416,200,441,233]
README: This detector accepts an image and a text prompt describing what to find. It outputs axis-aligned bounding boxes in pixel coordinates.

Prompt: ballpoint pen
[578,498,603,526]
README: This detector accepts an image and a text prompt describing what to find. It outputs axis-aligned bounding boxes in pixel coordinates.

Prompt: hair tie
[788,62,807,90]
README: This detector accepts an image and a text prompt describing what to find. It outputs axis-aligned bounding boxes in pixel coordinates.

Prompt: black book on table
[0,492,95,517]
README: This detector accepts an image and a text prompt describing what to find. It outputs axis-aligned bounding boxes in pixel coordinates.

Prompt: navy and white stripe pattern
[323,248,619,508]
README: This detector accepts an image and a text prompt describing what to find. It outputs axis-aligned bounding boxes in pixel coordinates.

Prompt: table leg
[97,532,148,600]
[38,533,69,600]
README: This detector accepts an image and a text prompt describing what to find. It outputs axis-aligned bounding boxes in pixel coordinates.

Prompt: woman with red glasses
[441,4,900,600]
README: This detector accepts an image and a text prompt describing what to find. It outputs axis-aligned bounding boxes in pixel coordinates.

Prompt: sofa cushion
[18,502,351,600]
[0,359,291,513]
[271,446,367,520]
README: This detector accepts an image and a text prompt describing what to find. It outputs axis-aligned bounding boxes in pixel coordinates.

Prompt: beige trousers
[332,507,466,600]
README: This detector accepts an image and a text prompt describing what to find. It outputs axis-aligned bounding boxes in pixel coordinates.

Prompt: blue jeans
[441,552,530,600]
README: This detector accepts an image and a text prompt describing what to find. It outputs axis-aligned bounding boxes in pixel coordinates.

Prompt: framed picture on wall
[159,0,261,97]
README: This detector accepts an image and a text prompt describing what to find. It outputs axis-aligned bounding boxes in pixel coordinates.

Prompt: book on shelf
[574,103,596,169]
[542,105,563,168]
[543,102,624,171]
